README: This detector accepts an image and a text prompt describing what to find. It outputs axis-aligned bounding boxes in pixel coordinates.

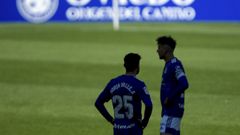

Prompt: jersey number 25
[113,95,133,119]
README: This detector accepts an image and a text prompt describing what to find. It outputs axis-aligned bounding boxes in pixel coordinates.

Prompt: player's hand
[109,119,114,125]
[141,119,148,129]
[136,119,144,129]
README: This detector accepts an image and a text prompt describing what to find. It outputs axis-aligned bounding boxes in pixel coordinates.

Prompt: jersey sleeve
[169,63,189,100]
[138,83,153,128]
[174,64,186,80]
[95,80,114,124]
[138,83,152,107]
[96,81,112,103]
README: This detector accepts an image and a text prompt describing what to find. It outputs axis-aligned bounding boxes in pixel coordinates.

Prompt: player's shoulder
[170,57,181,64]
[125,75,146,87]
[134,77,146,86]
[109,75,124,83]
[170,57,183,67]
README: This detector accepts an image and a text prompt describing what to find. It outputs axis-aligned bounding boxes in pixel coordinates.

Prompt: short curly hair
[124,53,141,72]
[156,36,176,50]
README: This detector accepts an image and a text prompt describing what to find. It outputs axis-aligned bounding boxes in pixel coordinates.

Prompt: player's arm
[142,102,153,129]
[167,65,189,104]
[140,86,153,129]
[95,84,114,125]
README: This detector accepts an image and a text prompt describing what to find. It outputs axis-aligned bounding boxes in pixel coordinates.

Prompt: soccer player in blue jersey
[156,36,189,135]
[95,53,153,135]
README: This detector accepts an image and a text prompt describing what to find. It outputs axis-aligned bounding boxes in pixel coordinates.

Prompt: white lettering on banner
[130,0,147,6]
[119,7,142,20]
[66,7,142,21]
[149,0,169,6]
[67,0,91,6]
[100,0,109,5]
[65,0,196,22]
[66,6,195,21]
[66,7,113,21]
[172,0,195,6]
[67,0,195,6]
[117,0,128,6]
[143,7,196,21]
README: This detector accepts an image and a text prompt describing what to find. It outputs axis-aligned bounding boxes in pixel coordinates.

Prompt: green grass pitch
[0,23,240,135]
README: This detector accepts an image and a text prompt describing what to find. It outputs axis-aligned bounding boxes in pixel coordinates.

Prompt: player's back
[108,75,146,135]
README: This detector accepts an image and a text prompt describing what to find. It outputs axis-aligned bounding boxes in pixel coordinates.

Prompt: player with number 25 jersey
[95,53,153,135]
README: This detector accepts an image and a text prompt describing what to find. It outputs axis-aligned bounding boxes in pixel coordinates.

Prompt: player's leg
[160,132,180,135]
[160,115,181,135]
[160,133,172,135]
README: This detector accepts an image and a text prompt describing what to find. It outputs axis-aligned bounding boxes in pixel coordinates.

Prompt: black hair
[124,53,141,72]
[156,36,176,50]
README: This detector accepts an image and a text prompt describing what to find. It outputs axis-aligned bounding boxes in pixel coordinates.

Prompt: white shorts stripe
[160,115,181,133]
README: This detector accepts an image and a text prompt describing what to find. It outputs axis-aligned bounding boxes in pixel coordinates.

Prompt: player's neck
[125,72,136,76]
[125,71,137,76]
[164,53,174,63]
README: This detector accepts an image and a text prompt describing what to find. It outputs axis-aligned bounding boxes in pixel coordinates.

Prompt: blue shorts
[114,123,142,135]
[160,115,181,135]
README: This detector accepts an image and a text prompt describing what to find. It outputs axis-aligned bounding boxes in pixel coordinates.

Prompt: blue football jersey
[160,57,189,118]
[96,75,152,135]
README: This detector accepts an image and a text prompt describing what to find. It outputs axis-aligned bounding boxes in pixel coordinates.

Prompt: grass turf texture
[0,23,240,135]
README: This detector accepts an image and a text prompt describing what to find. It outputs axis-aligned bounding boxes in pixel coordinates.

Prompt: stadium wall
[0,0,240,23]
